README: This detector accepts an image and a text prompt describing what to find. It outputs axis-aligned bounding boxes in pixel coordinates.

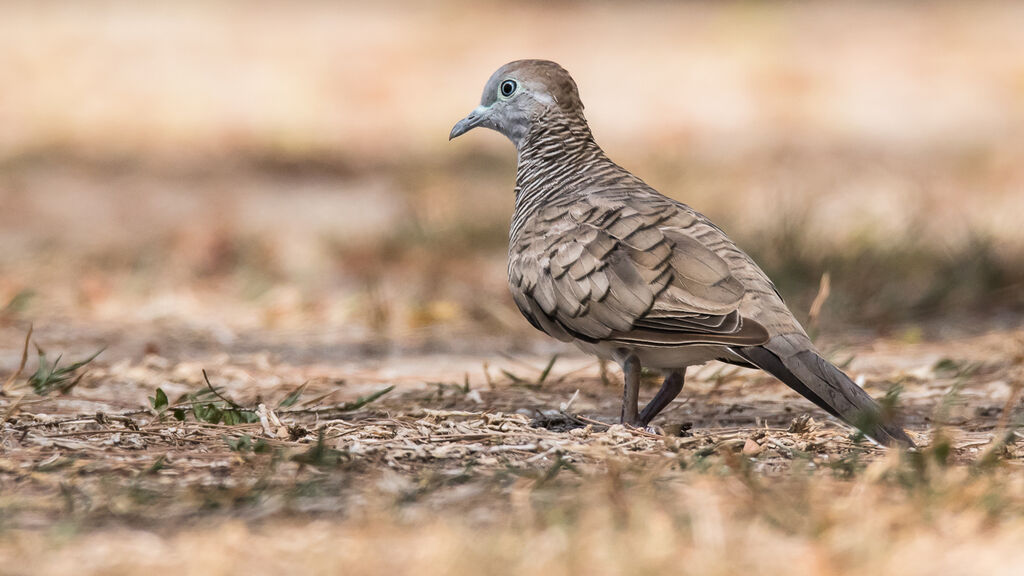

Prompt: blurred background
[2,0,1023,358]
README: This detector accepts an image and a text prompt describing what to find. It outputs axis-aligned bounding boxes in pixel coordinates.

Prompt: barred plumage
[450,59,914,447]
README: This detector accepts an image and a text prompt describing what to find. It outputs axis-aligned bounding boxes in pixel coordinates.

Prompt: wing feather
[507,197,768,348]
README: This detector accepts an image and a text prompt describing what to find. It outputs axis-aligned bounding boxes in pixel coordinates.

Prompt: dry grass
[1,325,1023,574]
[2,467,1023,576]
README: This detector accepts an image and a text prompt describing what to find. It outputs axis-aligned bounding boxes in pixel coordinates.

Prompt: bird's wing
[508,195,769,347]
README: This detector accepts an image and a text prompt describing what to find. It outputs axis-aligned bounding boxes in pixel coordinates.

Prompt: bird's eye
[500,79,517,97]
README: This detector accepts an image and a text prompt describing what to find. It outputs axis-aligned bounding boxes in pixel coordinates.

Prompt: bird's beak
[449,105,489,140]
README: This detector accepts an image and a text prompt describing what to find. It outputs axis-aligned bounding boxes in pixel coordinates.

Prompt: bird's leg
[638,368,686,427]
[620,353,641,426]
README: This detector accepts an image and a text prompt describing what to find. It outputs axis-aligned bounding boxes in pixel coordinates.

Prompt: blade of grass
[277,385,394,415]
[28,345,103,396]
[537,354,559,386]
[338,386,394,411]
[500,369,526,384]
[201,369,251,412]
[277,381,309,409]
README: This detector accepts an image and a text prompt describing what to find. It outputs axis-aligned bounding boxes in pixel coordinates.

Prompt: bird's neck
[514,112,608,208]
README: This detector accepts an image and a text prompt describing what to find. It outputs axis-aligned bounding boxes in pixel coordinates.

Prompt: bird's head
[449,59,585,148]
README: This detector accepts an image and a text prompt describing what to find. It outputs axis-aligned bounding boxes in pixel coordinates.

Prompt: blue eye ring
[500,79,517,97]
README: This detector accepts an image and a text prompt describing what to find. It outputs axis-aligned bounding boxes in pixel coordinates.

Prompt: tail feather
[737,336,915,448]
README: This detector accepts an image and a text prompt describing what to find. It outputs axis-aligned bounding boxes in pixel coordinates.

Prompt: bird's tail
[736,335,915,448]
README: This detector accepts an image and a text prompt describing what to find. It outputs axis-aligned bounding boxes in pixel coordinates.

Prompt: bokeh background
[3,3,1024,575]
[2,0,1023,357]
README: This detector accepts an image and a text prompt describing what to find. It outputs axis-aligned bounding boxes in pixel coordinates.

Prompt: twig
[365,432,498,443]
[571,414,611,430]
[256,403,277,438]
[570,414,667,441]
[525,445,560,462]
[768,437,795,457]
[2,324,32,394]
[994,378,1023,434]
[14,412,140,430]
[1,394,26,426]
[489,443,539,453]
[170,421,262,432]
[39,429,206,443]
[482,362,495,389]
[958,439,996,450]
[808,272,831,329]
[559,389,580,412]
[555,410,590,428]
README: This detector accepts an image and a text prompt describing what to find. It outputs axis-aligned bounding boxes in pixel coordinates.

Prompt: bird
[449,59,914,447]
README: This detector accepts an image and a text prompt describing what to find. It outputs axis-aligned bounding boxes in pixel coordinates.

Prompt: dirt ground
[1,320,1022,575]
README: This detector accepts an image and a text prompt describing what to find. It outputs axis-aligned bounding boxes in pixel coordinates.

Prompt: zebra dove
[449,59,913,447]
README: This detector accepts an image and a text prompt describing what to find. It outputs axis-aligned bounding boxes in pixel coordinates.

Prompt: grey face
[450,60,578,148]
[450,68,532,146]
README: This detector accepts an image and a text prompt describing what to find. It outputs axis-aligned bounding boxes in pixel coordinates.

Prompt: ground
[1,320,1022,575]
